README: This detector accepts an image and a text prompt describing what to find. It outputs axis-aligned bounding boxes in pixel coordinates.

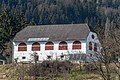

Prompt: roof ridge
[27,23,88,27]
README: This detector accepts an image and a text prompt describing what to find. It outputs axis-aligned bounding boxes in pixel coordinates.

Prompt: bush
[27,60,73,77]
[83,63,98,72]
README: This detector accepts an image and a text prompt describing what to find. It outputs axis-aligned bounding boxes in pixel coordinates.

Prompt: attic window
[92,34,95,39]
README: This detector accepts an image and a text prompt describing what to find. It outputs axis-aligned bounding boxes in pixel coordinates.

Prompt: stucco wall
[13,40,86,62]
[86,32,101,61]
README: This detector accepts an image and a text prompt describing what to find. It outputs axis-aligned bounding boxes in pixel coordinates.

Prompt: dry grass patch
[0,62,119,80]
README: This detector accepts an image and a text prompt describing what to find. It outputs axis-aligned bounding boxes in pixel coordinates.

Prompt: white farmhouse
[12,24,100,62]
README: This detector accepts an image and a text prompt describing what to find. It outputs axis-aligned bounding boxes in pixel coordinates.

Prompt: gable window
[72,41,81,49]
[32,42,40,51]
[92,34,95,39]
[59,41,67,50]
[45,42,54,50]
[89,42,92,50]
[94,43,97,52]
[18,42,27,51]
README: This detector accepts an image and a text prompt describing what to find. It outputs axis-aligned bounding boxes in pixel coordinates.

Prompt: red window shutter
[32,42,40,51]
[45,42,54,50]
[18,43,27,51]
[18,47,27,51]
[72,41,81,49]
[59,41,67,50]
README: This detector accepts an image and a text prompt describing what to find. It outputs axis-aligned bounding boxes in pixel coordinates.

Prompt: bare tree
[93,18,120,80]
[109,22,120,80]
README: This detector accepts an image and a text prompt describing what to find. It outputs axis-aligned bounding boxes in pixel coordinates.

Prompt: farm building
[13,24,101,62]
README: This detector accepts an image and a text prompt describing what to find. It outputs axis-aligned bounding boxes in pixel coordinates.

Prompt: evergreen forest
[0,0,120,56]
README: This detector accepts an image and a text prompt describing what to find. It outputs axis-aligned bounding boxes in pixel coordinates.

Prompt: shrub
[83,63,98,72]
[27,60,73,77]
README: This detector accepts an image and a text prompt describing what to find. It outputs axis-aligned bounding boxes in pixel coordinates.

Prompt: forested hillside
[0,0,120,57]
[0,0,120,26]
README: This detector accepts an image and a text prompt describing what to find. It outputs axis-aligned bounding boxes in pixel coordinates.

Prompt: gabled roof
[13,24,90,41]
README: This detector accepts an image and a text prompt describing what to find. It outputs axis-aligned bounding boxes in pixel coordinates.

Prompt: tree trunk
[106,63,111,80]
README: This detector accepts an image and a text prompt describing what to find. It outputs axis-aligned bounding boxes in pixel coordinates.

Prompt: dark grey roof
[13,24,90,41]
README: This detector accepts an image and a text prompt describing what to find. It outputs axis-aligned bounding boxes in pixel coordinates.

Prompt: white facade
[13,31,100,62]
[13,40,86,62]
[87,32,101,54]
[86,32,101,61]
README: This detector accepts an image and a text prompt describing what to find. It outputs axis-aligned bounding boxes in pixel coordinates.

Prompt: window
[72,41,81,49]
[94,43,97,52]
[92,34,95,39]
[89,42,92,50]
[18,42,27,51]
[90,54,93,57]
[32,42,40,51]
[45,42,54,50]
[22,56,26,59]
[59,41,67,50]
